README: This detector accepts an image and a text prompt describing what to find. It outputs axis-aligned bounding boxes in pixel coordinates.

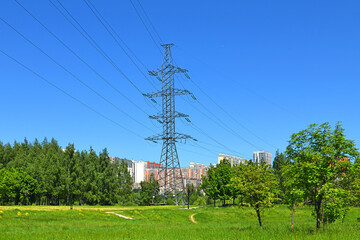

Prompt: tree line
[0,137,206,207]
[0,138,132,206]
[201,122,360,230]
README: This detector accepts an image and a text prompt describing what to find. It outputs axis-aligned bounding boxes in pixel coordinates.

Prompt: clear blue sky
[1,0,359,166]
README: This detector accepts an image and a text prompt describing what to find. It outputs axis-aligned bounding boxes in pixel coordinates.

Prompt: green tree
[139,174,159,206]
[201,164,219,207]
[0,168,37,205]
[216,159,233,206]
[282,163,305,230]
[231,162,279,228]
[64,144,77,209]
[272,150,289,201]
[117,160,133,205]
[285,122,359,229]
[201,160,234,206]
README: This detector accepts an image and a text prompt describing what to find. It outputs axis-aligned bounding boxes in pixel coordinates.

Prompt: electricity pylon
[145,43,194,205]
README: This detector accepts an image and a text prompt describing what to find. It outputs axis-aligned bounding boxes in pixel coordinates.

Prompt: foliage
[282,163,305,230]
[272,150,289,201]
[0,168,38,205]
[0,138,132,206]
[285,122,360,229]
[193,196,207,206]
[231,161,279,227]
[201,160,235,206]
[201,164,219,206]
[139,174,159,206]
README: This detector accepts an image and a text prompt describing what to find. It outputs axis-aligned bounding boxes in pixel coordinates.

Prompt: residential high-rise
[218,153,245,167]
[253,150,272,166]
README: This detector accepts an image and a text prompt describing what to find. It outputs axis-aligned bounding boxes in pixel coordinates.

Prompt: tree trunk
[213,198,216,207]
[223,199,225,206]
[291,202,295,231]
[342,209,348,224]
[321,202,324,228]
[256,208,262,228]
[315,197,322,229]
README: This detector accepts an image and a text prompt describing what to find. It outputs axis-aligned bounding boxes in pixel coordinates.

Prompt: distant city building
[253,150,272,166]
[110,157,209,190]
[112,158,147,188]
[218,153,245,167]
[182,162,209,188]
[145,161,161,182]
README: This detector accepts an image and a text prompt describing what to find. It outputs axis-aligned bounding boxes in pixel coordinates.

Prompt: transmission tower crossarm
[145,132,193,141]
[174,133,193,140]
[144,88,192,98]
[149,111,189,120]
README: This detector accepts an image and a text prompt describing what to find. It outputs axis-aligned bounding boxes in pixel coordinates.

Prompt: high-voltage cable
[82,0,158,90]
[0,16,155,134]
[183,74,277,149]
[128,0,163,55]
[0,49,144,139]
[49,0,159,109]
[188,122,245,157]
[15,0,151,117]
[176,45,304,139]
[135,0,164,44]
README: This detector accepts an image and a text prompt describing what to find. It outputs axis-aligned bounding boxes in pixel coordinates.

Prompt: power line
[189,122,245,157]
[177,145,214,159]
[135,0,163,44]
[15,0,151,117]
[176,77,262,150]
[0,49,144,139]
[128,0,163,55]
[0,16,155,134]
[175,45,307,122]
[49,0,157,107]
[82,0,158,91]
[174,64,274,150]
[178,122,247,156]
[182,73,277,149]
[85,0,154,79]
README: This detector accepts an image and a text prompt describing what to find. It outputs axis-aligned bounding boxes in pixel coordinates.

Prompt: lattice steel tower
[145,43,193,205]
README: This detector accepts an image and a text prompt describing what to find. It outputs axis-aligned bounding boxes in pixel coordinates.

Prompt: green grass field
[0,205,359,239]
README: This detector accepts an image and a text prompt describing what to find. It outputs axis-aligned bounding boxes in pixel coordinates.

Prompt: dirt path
[190,213,198,224]
[105,211,134,220]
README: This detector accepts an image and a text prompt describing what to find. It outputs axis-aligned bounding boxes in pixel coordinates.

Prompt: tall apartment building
[218,153,245,167]
[182,162,209,189]
[112,157,209,190]
[253,150,272,166]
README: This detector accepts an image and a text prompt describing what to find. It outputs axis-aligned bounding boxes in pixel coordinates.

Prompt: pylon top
[161,43,174,48]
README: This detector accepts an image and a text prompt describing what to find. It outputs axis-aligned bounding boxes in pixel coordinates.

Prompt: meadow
[0,205,359,239]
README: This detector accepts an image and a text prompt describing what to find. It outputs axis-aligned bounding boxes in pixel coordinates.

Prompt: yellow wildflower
[79,213,84,216]
[17,212,21,216]
[25,213,29,216]
[0,210,4,215]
